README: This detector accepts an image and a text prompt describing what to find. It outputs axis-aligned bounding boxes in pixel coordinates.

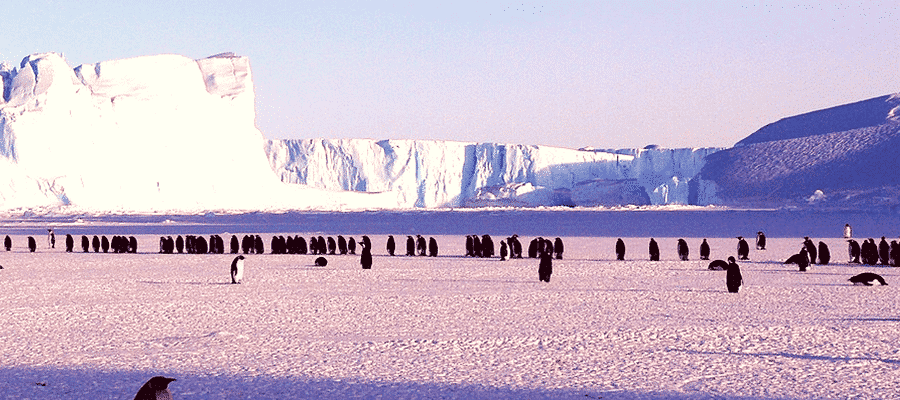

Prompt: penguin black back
[849,272,888,286]
[615,238,625,260]
[648,238,659,261]
[699,239,710,260]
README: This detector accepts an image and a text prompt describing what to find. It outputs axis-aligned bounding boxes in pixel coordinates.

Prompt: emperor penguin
[616,238,626,260]
[230,255,246,284]
[725,256,742,293]
[133,376,176,400]
[699,239,710,260]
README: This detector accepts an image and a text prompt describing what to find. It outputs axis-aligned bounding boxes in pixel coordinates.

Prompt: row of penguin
[5,226,892,285]
[7,226,894,265]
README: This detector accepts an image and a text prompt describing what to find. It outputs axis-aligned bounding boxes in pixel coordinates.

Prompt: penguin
[428,237,438,257]
[699,239,710,260]
[416,235,427,256]
[849,272,888,286]
[784,248,810,271]
[862,239,878,265]
[707,259,729,270]
[338,235,348,255]
[406,236,415,256]
[726,256,742,293]
[3,235,10,251]
[230,255,245,284]
[538,248,553,282]
[500,240,509,261]
[677,238,689,261]
[27,236,36,252]
[817,241,831,265]
[528,238,539,258]
[511,235,523,258]
[133,376,176,400]
[81,235,89,252]
[616,238,626,260]
[360,247,372,269]
[848,239,861,263]
[159,237,167,253]
[101,236,110,253]
[736,236,750,260]
[314,256,328,267]
[465,235,474,257]
[129,236,138,253]
[803,237,817,265]
[48,229,55,249]
[890,241,900,268]
[327,237,337,255]
[196,236,208,254]
[347,237,356,254]
[843,223,852,239]
[756,231,766,250]
[230,235,239,254]
[473,235,483,257]
[481,235,495,258]
[553,237,564,260]
[65,234,74,252]
[176,236,184,254]
[386,235,396,256]
[879,237,890,265]
[254,235,264,254]
[648,238,660,261]
[361,236,372,251]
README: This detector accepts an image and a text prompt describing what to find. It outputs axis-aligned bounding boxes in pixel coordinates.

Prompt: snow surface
[1,233,898,399]
[265,139,722,208]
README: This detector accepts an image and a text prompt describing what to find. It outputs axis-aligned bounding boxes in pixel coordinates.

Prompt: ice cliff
[264,139,722,208]
[0,52,393,213]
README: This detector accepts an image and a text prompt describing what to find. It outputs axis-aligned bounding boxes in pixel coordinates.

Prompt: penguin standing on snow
[648,238,660,261]
[360,246,372,269]
[27,236,36,252]
[230,255,245,284]
[677,238,689,261]
[538,248,553,282]
[386,235,396,256]
[879,237,890,265]
[756,231,766,250]
[553,237,564,260]
[3,235,10,251]
[818,241,831,265]
[699,239,710,260]
[500,240,509,261]
[726,257,742,293]
[848,239,861,263]
[133,376,176,400]
[803,237,818,265]
[616,238,626,260]
[406,236,415,256]
[428,237,438,257]
[736,237,750,260]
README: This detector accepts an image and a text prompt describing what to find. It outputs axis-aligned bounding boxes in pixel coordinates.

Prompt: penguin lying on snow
[707,259,729,271]
[849,272,887,286]
[314,256,328,267]
[133,376,176,400]
[784,248,810,271]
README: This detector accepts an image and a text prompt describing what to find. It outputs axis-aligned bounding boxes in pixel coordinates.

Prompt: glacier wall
[265,139,723,208]
[0,52,392,213]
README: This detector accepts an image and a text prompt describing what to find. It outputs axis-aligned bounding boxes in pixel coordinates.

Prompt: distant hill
[703,92,900,209]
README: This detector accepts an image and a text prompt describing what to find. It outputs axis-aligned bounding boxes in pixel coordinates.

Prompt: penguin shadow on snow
[0,365,729,400]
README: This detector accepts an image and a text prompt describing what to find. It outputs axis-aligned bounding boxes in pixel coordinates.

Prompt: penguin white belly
[231,258,244,283]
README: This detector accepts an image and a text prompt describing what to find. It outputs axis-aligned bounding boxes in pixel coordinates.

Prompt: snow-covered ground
[0,233,897,399]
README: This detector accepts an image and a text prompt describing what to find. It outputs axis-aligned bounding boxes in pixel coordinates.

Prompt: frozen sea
[0,209,899,399]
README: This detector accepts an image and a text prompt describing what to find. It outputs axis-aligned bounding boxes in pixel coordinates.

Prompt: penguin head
[145,376,176,390]
[727,256,736,263]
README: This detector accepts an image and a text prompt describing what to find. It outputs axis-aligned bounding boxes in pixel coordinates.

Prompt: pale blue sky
[2,1,898,149]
